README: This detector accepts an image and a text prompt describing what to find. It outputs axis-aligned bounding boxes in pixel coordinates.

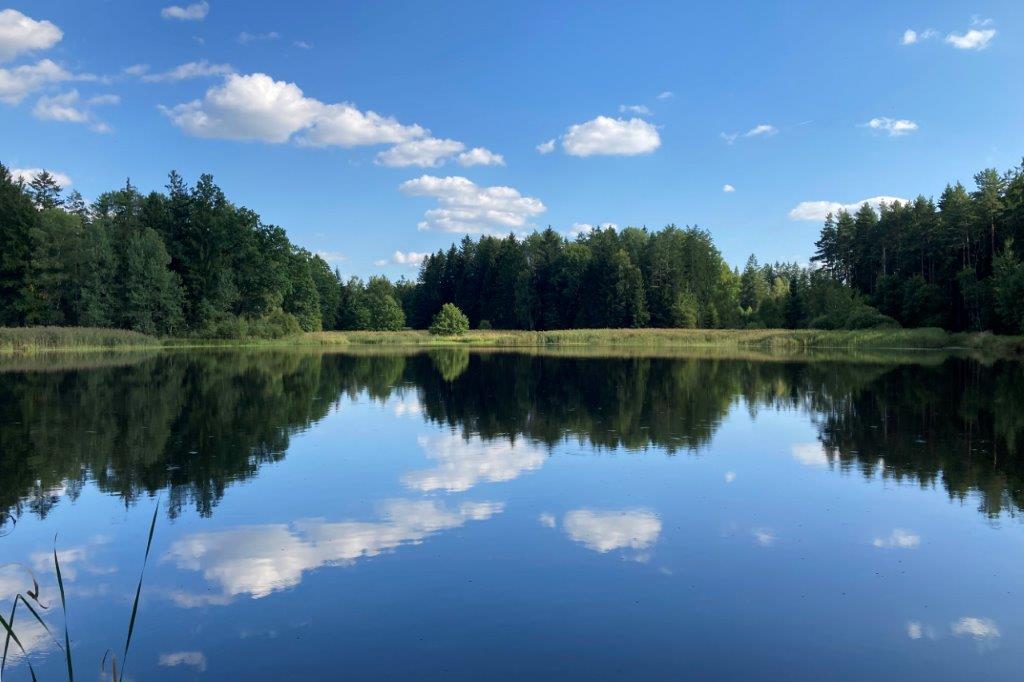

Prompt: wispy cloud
[141,60,233,82]
[161,1,209,21]
[619,104,651,116]
[238,30,280,44]
[33,89,118,132]
[864,117,918,137]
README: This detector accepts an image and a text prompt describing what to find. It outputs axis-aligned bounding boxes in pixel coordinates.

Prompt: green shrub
[429,303,470,336]
[202,310,302,339]
[477,319,492,330]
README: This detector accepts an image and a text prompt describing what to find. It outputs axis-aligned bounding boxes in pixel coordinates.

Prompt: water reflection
[403,434,547,492]
[559,509,662,557]
[165,499,503,604]
[2,349,1023,527]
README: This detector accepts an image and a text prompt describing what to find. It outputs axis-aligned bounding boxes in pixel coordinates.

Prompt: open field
[3,326,1023,357]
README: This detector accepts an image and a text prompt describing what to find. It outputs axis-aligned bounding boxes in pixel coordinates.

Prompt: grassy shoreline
[3,326,1024,357]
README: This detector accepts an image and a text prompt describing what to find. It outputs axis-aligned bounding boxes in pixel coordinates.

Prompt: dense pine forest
[2,160,1023,337]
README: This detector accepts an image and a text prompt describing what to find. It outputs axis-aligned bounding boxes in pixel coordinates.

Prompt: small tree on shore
[429,303,469,335]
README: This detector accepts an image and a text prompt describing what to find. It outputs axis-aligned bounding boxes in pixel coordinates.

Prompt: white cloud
[752,528,776,546]
[159,651,207,672]
[722,184,735,193]
[399,175,546,233]
[302,103,426,148]
[30,536,114,581]
[865,117,918,136]
[384,250,428,267]
[0,9,63,63]
[159,71,502,169]
[619,104,651,116]
[390,393,422,417]
[907,621,924,639]
[161,1,209,21]
[536,138,556,154]
[33,89,117,132]
[566,221,617,237]
[161,72,321,142]
[123,64,149,77]
[561,116,660,156]
[724,471,736,483]
[402,434,546,492]
[165,499,502,602]
[294,40,312,49]
[11,167,72,187]
[791,442,830,466]
[314,250,346,263]
[946,27,995,50]
[744,123,777,137]
[719,124,775,144]
[789,195,908,221]
[872,529,921,549]
[0,58,72,104]
[902,28,937,45]
[162,72,431,150]
[656,91,674,100]
[238,31,280,44]
[142,60,234,82]
[457,147,505,167]
[538,513,556,529]
[376,137,465,167]
[563,509,661,554]
[951,617,1000,639]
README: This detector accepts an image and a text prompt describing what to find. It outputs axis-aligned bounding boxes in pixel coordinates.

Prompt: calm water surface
[1,349,1023,680]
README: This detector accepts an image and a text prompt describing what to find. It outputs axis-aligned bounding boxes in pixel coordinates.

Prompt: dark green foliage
[992,240,1024,333]
[407,225,744,331]
[0,165,36,325]
[0,166,341,337]
[811,160,1024,333]
[337,275,406,331]
[429,303,470,335]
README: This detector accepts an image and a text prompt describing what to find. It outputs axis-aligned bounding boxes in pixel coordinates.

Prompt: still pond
[1,349,1022,679]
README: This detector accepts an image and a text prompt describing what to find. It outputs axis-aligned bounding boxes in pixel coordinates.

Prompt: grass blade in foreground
[119,501,159,680]
[54,545,73,682]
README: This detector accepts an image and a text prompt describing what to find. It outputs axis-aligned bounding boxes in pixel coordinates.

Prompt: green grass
[303,327,1024,355]
[2,326,1023,358]
[0,327,161,354]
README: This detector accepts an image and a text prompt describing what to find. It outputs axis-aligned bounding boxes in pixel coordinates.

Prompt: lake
[1,348,1023,680]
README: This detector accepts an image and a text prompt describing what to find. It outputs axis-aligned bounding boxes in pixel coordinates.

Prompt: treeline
[813,163,1024,333]
[3,160,1024,336]
[0,165,342,336]
[403,227,894,331]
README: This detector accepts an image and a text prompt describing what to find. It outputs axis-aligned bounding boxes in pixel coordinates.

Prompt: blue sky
[2,1,1022,277]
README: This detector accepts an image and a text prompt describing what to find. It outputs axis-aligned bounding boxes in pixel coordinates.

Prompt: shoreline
[2,326,1023,358]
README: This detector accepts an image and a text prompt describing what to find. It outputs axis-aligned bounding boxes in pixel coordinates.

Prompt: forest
[2,160,1023,336]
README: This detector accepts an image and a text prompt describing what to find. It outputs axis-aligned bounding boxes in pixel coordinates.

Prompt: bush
[202,310,302,339]
[429,303,470,336]
[477,319,492,330]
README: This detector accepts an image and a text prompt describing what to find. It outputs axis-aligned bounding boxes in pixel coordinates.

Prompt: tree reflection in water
[1,349,1022,525]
